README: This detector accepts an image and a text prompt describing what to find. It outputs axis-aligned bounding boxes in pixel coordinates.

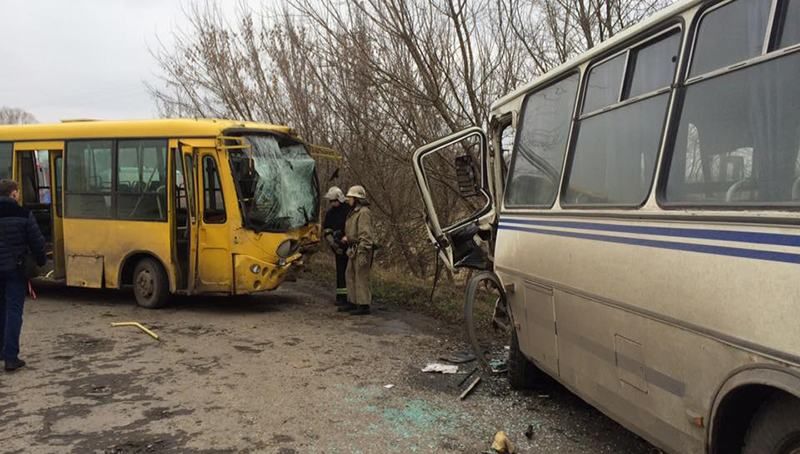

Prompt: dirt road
[0,278,659,453]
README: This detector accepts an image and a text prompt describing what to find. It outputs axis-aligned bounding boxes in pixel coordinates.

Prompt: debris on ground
[421,363,458,374]
[384,384,395,389]
[439,351,476,364]
[524,424,534,439]
[458,376,481,400]
[458,368,479,387]
[489,359,508,374]
[491,431,515,453]
[110,321,160,341]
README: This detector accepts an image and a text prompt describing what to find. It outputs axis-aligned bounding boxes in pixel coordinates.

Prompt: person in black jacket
[322,186,351,308]
[0,179,46,372]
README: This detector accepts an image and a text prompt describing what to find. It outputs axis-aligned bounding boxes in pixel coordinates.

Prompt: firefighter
[322,186,351,307]
[339,185,374,316]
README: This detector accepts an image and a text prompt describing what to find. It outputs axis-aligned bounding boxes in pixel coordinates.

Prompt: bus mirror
[455,154,479,198]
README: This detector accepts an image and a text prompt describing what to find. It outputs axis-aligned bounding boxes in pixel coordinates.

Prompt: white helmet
[324,186,346,203]
[346,185,367,200]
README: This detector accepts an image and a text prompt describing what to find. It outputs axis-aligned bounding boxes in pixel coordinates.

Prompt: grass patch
[302,252,468,326]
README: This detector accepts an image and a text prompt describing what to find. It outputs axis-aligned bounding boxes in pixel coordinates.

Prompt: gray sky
[0,0,268,123]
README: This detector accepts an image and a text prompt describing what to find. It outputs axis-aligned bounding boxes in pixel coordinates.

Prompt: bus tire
[133,258,170,309]
[742,393,800,454]
[508,329,539,390]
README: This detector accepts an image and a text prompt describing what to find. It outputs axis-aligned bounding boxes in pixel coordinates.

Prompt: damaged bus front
[223,131,321,296]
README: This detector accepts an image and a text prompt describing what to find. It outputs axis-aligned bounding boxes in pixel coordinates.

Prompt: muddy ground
[0,278,660,453]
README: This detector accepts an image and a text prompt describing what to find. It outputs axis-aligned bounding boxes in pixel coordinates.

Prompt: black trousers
[335,253,348,303]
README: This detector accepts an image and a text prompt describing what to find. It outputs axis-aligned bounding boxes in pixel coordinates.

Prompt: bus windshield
[229,135,318,232]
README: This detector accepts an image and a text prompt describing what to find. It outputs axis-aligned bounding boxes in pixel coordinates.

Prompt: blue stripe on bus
[497,224,800,264]
[500,218,800,248]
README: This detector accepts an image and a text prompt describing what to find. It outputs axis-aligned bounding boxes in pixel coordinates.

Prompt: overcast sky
[0,0,267,123]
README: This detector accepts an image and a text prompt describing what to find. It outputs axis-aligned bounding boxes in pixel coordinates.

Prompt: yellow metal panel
[179,138,216,148]
[66,255,103,288]
[13,141,63,151]
[63,219,173,290]
[0,119,294,142]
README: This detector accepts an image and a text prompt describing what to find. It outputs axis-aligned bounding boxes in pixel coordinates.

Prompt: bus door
[174,143,198,291]
[49,151,64,278]
[412,127,494,271]
[13,144,65,279]
[192,146,232,292]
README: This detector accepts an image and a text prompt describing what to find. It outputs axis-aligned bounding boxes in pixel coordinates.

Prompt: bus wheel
[508,329,539,390]
[743,394,800,454]
[133,258,169,309]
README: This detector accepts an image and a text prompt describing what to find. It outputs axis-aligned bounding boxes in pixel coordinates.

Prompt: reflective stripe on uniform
[336,288,348,295]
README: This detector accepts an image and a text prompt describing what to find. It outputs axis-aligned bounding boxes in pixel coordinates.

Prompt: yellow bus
[414,0,800,452]
[0,119,320,308]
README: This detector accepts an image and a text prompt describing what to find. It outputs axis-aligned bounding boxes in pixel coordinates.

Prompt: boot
[350,305,371,316]
[337,303,358,312]
[4,358,26,372]
[334,298,348,307]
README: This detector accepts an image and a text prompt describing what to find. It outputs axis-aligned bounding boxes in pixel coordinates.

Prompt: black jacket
[0,197,46,273]
[323,203,351,237]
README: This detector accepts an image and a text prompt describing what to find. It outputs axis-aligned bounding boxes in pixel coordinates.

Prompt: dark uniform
[322,202,351,305]
[0,194,46,370]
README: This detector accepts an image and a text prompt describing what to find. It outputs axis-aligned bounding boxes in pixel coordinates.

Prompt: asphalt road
[0,278,660,453]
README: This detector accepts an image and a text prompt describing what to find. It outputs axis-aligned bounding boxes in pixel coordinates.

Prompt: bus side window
[564,30,680,207]
[776,0,800,49]
[504,73,579,208]
[663,0,800,205]
[54,155,62,216]
[116,140,168,220]
[0,143,10,179]
[202,155,226,224]
[689,0,771,77]
[65,140,113,218]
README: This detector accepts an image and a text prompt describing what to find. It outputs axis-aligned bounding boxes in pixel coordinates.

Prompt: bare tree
[149,0,674,277]
[0,107,37,125]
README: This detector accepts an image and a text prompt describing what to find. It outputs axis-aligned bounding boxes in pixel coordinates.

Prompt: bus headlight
[276,239,299,258]
[250,264,262,274]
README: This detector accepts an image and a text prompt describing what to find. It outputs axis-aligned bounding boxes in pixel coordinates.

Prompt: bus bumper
[232,254,294,295]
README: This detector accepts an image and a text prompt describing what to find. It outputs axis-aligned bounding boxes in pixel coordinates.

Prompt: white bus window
[564,29,679,207]
[690,0,770,77]
[777,0,800,49]
[565,94,669,206]
[65,140,113,218]
[0,143,12,180]
[582,54,625,114]
[664,52,800,205]
[504,73,579,208]
[625,30,681,99]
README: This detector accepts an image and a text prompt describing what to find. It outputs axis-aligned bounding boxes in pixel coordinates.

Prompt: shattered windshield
[229,135,319,232]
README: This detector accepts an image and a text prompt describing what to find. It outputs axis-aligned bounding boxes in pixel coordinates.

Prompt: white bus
[413,0,800,453]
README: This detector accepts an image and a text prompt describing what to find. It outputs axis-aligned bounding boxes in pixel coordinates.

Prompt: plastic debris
[384,384,395,389]
[422,363,458,374]
[491,431,515,453]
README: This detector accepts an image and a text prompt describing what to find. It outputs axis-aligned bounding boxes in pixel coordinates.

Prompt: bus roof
[490,0,703,116]
[0,118,295,142]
